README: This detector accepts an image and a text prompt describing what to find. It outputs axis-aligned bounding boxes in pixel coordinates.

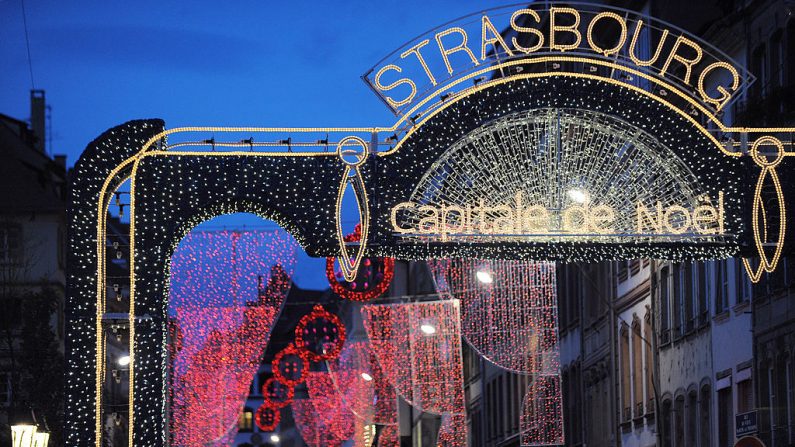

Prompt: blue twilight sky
[0,0,492,289]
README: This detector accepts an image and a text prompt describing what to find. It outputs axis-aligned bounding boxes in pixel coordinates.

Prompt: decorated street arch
[66,3,795,446]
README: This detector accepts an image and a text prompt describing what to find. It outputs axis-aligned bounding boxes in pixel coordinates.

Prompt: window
[700,385,712,447]
[660,265,671,344]
[662,399,673,447]
[737,378,754,414]
[239,407,253,432]
[788,21,795,87]
[771,31,784,90]
[673,263,684,337]
[621,325,631,421]
[718,386,733,447]
[687,391,697,446]
[0,224,22,264]
[644,314,655,412]
[685,263,695,332]
[736,259,752,304]
[0,372,10,406]
[751,44,767,97]
[675,396,685,447]
[618,260,629,282]
[697,262,710,324]
[633,321,644,417]
[715,261,729,315]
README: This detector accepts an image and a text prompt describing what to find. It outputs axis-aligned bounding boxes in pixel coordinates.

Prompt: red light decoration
[293,398,345,447]
[272,342,309,387]
[521,375,565,446]
[361,299,467,445]
[438,413,468,447]
[295,304,346,362]
[305,371,356,441]
[255,403,281,432]
[261,376,294,409]
[327,340,398,425]
[429,259,560,375]
[377,424,399,447]
[429,259,564,446]
[326,224,395,302]
[168,230,296,446]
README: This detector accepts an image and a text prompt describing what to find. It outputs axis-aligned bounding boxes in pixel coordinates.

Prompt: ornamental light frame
[65,3,795,446]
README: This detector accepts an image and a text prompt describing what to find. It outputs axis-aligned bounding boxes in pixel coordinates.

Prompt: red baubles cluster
[326,224,395,302]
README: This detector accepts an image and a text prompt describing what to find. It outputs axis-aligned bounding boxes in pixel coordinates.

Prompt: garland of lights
[293,398,345,447]
[254,403,281,432]
[429,259,559,375]
[272,343,310,388]
[261,377,294,409]
[377,424,399,447]
[521,375,565,446]
[361,300,467,421]
[168,230,295,446]
[326,225,395,301]
[305,371,357,441]
[295,304,347,362]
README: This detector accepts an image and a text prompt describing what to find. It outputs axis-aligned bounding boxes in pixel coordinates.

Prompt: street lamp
[10,425,36,447]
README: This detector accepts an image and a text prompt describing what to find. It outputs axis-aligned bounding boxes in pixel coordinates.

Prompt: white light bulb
[476,270,494,284]
[118,355,130,367]
[567,188,589,203]
[270,434,280,443]
[420,324,436,335]
[361,372,373,382]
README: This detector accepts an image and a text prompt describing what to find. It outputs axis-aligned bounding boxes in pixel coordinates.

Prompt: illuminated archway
[65,3,795,446]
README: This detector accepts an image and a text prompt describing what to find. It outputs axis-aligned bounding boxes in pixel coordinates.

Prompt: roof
[0,113,67,214]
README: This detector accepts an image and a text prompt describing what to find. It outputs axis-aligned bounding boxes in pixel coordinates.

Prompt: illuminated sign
[390,192,725,241]
[364,5,751,116]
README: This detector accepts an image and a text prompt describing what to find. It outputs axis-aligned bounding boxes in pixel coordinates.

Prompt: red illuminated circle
[272,343,309,387]
[295,305,346,362]
[254,403,281,432]
[261,376,294,409]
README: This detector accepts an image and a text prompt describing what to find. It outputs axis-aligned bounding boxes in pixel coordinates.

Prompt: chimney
[30,89,46,153]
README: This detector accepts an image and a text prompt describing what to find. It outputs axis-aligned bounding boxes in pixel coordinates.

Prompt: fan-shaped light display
[168,230,296,446]
[429,259,559,375]
[399,107,718,246]
[361,300,466,443]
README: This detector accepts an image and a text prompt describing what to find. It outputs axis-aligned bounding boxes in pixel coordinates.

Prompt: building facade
[0,91,68,445]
